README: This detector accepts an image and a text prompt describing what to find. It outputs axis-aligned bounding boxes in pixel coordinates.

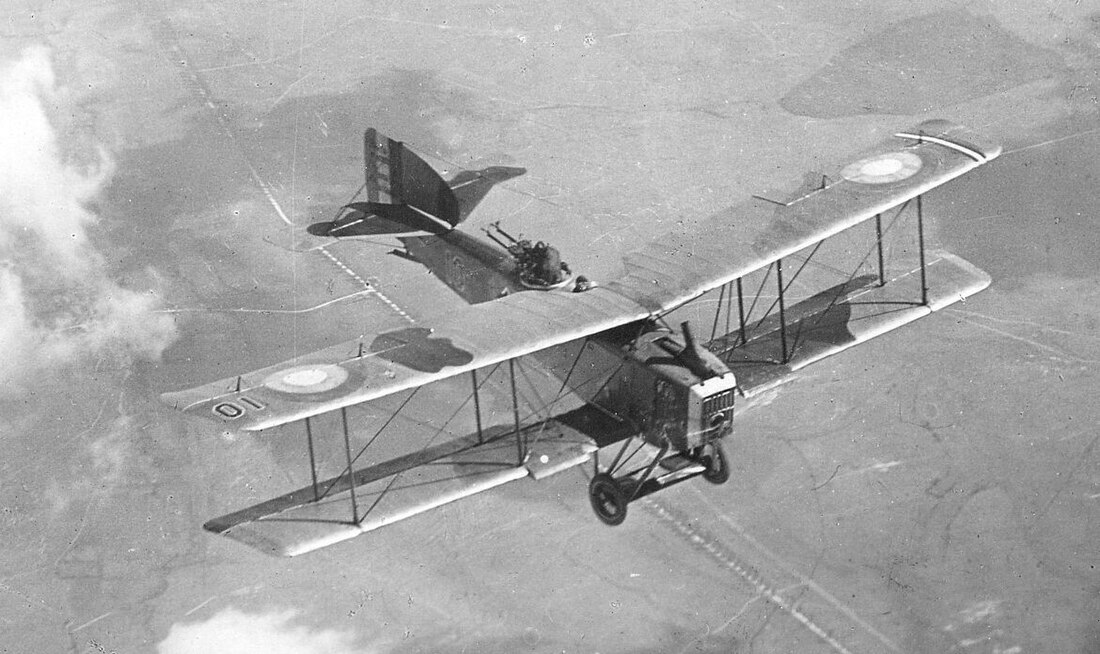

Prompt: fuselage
[556,323,737,452]
[395,226,737,452]
[400,230,520,304]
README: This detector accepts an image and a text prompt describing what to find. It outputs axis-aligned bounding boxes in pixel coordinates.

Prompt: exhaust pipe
[679,321,726,380]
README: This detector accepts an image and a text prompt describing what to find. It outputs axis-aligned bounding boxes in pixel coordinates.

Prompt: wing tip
[205,519,362,558]
[927,249,992,306]
[159,390,203,414]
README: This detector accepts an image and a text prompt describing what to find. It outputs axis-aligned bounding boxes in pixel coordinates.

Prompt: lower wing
[206,417,600,557]
[710,249,988,396]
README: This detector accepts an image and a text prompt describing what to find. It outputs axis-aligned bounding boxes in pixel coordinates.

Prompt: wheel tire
[589,473,628,526]
[702,443,730,485]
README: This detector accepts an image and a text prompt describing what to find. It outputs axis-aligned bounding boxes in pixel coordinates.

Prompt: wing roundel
[262,364,357,399]
[840,150,923,184]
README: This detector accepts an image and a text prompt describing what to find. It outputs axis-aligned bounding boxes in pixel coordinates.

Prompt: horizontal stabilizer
[330,202,452,236]
[449,166,527,223]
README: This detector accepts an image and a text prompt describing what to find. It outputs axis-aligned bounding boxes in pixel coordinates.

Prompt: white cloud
[0,46,176,392]
[158,608,377,654]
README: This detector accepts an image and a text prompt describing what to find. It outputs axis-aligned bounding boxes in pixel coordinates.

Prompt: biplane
[163,120,1000,556]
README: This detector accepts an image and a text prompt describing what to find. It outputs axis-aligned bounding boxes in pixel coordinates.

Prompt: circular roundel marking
[841,151,923,184]
[264,363,350,395]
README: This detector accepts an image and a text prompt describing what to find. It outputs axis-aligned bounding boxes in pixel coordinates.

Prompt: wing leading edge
[162,120,1000,433]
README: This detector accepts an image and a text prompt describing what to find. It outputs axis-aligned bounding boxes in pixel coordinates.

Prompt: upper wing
[163,120,999,431]
[606,119,1000,312]
[161,285,649,431]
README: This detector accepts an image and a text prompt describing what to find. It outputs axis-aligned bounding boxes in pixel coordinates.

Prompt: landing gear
[696,442,730,485]
[586,438,731,525]
[588,473,628,526]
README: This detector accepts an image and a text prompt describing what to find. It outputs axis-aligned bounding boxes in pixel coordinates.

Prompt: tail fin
[364,127,460,228]
[314,130,526,238]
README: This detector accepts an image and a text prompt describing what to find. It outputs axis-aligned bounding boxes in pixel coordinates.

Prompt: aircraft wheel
[702,443,730,485]
[589,473,628,526]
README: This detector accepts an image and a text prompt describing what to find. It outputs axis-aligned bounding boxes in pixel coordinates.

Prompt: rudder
[364,128,459,229]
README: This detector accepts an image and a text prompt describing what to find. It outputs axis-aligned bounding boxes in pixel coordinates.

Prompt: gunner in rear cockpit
[530,241,564,286]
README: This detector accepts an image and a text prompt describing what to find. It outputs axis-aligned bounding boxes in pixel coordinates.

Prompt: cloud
[158,608,377,654]
[0,46,176,392]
